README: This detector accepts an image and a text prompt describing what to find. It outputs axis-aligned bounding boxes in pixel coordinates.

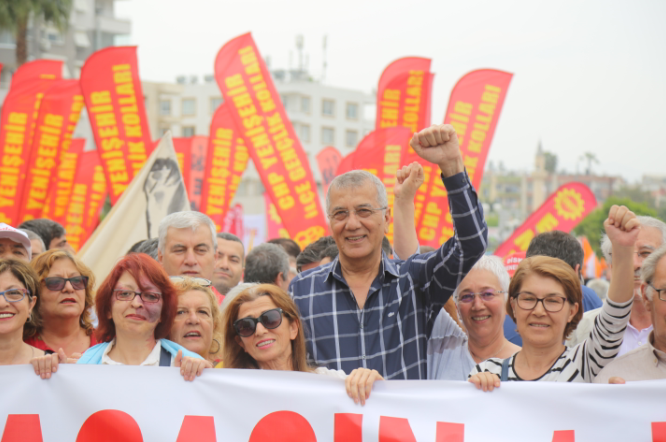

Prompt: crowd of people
[0,123,663,406]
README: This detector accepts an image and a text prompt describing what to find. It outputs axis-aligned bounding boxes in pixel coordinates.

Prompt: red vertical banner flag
[0,59,62,224]
[18,80,84,222]
[316,146,342,196]
[494,182,597,258]
[416,69,513,247]
[264,192,288,240]
[214,33,327,248]
[41,139,85,224]
[172,137,193,194]
[335,128,410,242]
[200,102,249,231]
[188,135,209,211]
[65,151,107,251]
[80,46,152,204]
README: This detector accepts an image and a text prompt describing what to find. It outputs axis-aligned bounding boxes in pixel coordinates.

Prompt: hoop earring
[211,338,221,354]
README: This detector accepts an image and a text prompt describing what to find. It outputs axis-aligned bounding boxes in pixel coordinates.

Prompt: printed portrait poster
[77,132,189,281]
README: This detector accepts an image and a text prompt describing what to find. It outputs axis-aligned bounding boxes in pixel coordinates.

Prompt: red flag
[221,203,244,238]
[214,33,327,248]
[503,251,526,277]
[80,46,152,204]
[316,146,342,196]
[417,69,513,247]
[64,151,107,251]
[188,135,209,211]
[199,103,250,231]
[264,192,288,240]
[335,128,410,242]
[18,80,84,222]
[41,139,85,224]
[0,59,62,224]
[494,183,597,258]
[172,137,193,194]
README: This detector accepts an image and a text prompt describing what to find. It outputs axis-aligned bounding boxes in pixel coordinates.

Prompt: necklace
[469,340,507,363]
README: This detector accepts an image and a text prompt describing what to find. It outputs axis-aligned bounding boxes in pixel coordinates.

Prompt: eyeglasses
[328,207,387,222]
[234,308,284,337]
[113,289,162,304]
[458,290,505,304]
[43,276,88,291]
[647,282,666,302]
[169,276,212,287]
[0,288,30,303]
[513,293,568,312]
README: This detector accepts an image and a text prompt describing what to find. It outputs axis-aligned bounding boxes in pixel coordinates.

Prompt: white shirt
[101,339,173,366]
[618,322,653,356]
[427,309,475,380]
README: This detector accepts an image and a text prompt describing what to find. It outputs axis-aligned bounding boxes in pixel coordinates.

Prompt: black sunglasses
[234,308,284,337]
[43,276,89,291]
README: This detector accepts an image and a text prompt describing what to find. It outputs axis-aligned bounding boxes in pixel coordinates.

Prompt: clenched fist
[409,124,464,178]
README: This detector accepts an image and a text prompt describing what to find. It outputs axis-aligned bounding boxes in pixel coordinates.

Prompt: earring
[211,338,221,354]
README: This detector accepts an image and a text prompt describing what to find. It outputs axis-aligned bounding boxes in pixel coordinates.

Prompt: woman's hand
[345,368,383,405]
[30,348,67,379]
[609,377,626,384]
[174,350,213,381]
[468,372,501,392]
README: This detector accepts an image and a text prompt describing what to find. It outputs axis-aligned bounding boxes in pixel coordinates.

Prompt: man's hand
[604,205,640,249]
[409,124,464,178]
[394,162,425,202]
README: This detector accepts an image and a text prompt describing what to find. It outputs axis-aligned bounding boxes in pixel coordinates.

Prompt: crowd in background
[0,124,663,406]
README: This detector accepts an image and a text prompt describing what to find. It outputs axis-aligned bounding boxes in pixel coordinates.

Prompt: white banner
[1,365,665,441]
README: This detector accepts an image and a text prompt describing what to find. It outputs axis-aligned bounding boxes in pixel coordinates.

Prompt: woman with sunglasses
[0,259,49,365]
[168,276,223,366]
[32,254,209,380]
[224,284,382,405]
[24,249,96,357]
[469,206,639,390]
[428,255,520,380]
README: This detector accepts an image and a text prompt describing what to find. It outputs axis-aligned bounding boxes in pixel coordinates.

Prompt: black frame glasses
[647,282,666,302]
[0,288,30,303]
[513,293,568,313]
[113,289,162,304]
[234,308,284,337]
[43,276,88,291]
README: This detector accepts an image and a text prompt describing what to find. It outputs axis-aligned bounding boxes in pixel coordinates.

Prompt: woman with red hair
[32,254,209,380]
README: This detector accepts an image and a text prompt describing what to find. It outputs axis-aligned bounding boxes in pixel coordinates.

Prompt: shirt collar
[325,252,400,283]
[648,331,666,365]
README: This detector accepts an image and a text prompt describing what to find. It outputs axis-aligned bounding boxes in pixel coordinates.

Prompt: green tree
[0,0,72,67]
[544,151,558,173]
[573,197,659,257]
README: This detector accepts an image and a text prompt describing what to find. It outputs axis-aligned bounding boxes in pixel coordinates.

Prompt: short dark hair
[217,232,245,257]
[18,219,65,250]
[267,238,301,258]
[382,236,392,257]
[127,240,146,254]
[321,243,339,261]
[296,236,335,272]
[244,243,290,285]
[526,231,583,273]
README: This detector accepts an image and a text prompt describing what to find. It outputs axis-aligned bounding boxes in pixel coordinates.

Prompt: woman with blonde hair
[168,276,223,366]
[224,284,382,405]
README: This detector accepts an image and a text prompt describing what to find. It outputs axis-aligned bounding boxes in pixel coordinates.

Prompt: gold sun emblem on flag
[554,188,586,221]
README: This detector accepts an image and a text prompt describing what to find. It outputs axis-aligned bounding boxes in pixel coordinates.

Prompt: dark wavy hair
[95,253,177,342]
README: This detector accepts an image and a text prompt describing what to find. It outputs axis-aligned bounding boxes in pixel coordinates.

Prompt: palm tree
[0,0,72,67]
[579,152,599,175]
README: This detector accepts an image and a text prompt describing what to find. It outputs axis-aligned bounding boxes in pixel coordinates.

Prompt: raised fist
[394,162,425,201]
[409,124,464,177]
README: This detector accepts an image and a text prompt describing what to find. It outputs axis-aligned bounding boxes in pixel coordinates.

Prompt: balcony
[97,15,131,35]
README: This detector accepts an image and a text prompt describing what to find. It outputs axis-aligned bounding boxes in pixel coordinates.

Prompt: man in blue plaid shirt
[290,124,488,380]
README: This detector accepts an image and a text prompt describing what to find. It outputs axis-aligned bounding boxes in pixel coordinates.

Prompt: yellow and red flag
[315,146,342,197]
[41,139,85,223]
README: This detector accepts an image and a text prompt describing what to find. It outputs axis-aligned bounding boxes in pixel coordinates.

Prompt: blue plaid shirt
[290,171,487,380]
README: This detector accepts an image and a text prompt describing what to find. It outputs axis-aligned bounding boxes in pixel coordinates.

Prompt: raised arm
[392,162,424,259]
[604,205,640,303]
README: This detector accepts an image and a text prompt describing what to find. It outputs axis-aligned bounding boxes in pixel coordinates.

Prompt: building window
[182,98,196,116]
[301,96,310,113]
[346,102,358,120]
[322,99,335,117]
[182,126,195,137]
[280,95,289,109]
[322,127,335,145]
[159,100,171,116]
[210,97,223,114]
[345,130,358,147]
[300,124,310,143]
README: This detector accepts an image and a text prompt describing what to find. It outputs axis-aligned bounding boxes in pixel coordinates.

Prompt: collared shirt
[594,331,666,383]
[291,171,487,380]
[618,322,653,356]
[101,339,170,366]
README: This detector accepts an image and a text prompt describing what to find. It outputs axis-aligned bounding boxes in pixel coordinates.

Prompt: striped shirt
[469,297,633,382]
[291,171,487,380]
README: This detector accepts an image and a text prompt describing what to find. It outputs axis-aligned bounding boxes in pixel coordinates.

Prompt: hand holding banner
[494,182,597,258]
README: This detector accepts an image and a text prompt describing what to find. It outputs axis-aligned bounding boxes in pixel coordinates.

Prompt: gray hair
[18,228,45,253]
[585,278,610,301]
[243,243,290,285]
[136,238,159,260]
[326,170,388,212]
[601,216,666,263]
[219,282,258,314]
[641,243,666,301]
[158,211,217,253]
[452,255,510,302]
